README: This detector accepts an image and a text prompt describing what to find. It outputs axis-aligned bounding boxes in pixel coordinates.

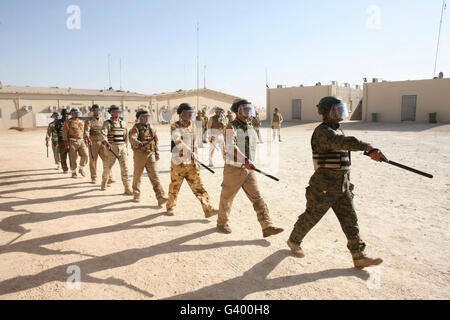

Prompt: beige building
[0,84,241,130]
[266,82,362,122]
[362,78,450,122]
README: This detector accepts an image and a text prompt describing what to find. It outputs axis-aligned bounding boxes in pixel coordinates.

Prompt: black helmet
[91,104,100,111]
[51,112,59,118]
[108,105,120,114]
[230,99,251,113]
[317,96,341,115]
[61,108,69,115]
[177,103,194,115]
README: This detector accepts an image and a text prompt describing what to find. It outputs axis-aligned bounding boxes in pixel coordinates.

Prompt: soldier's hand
[244,159,256,170]
[105,143,112,150]
[65,144,70,150]
[210,136,216,143]
[46,141,49,147]
[366,146,388,162]
[155,153,160,161]
[349,183,355,192]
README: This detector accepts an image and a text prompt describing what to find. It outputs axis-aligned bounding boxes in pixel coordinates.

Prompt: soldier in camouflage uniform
[271,108,283,142]
[54,109,70,173]
[207,107,227,167]
[250,111,263,144]
[201,111,209,144]
[166,103,217,218]
[129,109,168,205]
[226,110,234,124]
[217,99,284,238]
[84,104,115,185]
[62,108,89,178]
[287,96,386,269]
[45,112,61,170]
[101,105,132,195]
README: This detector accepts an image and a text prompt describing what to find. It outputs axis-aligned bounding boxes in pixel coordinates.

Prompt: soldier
[271,108,283,142]
[101,105,132,194]
[251,111,263,144]
[195,111,205,148]
[166,103,217,218]
[201,110,209,144]
[84,104,115,185]
[226,110,234,124]
[217,99,284,238]
[54,109,70,174]
[207,107,227,167]
[287,96,385,269]
[45,112,61,170]
[129,110,168,205]
[63,108,89,178]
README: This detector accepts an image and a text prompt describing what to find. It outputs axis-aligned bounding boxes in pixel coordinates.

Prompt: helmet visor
[239,104,256,118]
[329,102,349,120]
[180,110,196,121]
[71,110,82,118]
[110,109,123,118]
[138,113,153,124]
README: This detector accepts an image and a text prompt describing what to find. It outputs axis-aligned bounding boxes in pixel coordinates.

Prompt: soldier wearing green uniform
[45,112,61,170]
[287,96,386,269]
[217,99,284,238]
[54,109,70,174]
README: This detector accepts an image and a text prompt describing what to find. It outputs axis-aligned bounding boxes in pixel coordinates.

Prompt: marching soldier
[271,108,283,142]
[195,110,205,148]
[201,110,209,144]
[166,103,217,218]
[45,112,61,170]
[54,109,70,173]
[217,99,284,238]
[129,110,168,205]
[84,104,115,185]
[287,96,385,269]
[251,111,263,143]
[63,108,89,178]
[226,110,234,124]
[101,105,132,195]
[207,107,227,167]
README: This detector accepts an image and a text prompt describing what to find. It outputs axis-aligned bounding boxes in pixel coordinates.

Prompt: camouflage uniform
[207,114,227,165]
[288,120,370,261]
[54,118,69,172]
[129,122,167,203]
[101,118,131,192]
[250,113,263,143]
[46,120,61,167]
[167,120,214,216]
[85,116,114,183]
[272,112,283,141]
[217,118,275,232]
[62,117,89,176]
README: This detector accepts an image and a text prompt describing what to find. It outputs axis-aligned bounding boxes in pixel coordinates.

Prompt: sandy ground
[0,121,449,300]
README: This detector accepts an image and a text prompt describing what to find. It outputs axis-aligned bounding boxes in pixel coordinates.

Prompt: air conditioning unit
[49,106,57,112]
[331,81,338,86]
[23,106,32,112]
[355,85,361,90]
[372,78,379,83]
[276,84,283,88]
[315,82,322,86]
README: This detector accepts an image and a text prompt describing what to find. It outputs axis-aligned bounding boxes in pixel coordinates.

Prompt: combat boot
[124,185,133,195]
[262,226,284,238]
[158,197,168,207]
[91,178,97,185]
[56,164,60,170]
[101,180,107,191]
[287,239,305,258]
[71,172,78,179]
[166,208,175,216]
[107,178,116,185]
[217,224,232,234]
[352,253,383,269]
[205,209,218,218]
[79,167,86,177]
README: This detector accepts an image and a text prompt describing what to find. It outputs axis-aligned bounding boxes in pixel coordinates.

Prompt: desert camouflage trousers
[51,141,61,165]
[57,141,69,172]
[89,139,110,180]
[102,143,130,188]
[289,170,366,255]
[132,151,166,201]
[217,165,273,230]
[68,138,89,171]
[166,162,213,214]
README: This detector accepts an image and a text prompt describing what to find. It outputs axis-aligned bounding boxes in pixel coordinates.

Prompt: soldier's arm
[129,125,140,149]
[46,124,51,143]
[171,124,192,152]
[280,115,284,123]
[84,120,91,142]
[101,121,110,146]
[207,117,213,129]
[318,126,369,152]
[62,121,69,143]
[224,125,247,164]
[153,128,159,153]
[124,123,129,146]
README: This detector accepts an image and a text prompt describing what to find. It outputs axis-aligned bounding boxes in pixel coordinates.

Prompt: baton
[364,151,433,179]
[253,168,280,182]
[46,145,49,158]
[194,157,215,174]
[89,144,94,160]
[109,147,120,160]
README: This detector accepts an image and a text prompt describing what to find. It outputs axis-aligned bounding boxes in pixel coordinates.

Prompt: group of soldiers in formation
[45,97,386,269]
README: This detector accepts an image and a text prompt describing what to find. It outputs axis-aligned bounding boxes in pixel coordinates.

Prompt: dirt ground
[0,121,449,300]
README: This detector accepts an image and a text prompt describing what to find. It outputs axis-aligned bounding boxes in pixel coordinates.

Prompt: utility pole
[196,22,200,110]
[108,53,112,88]
[120,58,123,91]
[434,0,447,77]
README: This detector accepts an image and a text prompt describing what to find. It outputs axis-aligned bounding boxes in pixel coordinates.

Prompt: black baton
[364,151,433,179]
[194,157,215,174]
[89,144,94,160]
[109,148,120,160]
[253,168,280,182]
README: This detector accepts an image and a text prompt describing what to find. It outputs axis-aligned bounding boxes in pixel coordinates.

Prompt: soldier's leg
[278,129,281,141]
[99,143,115,183]
[185,164,214,215]
[117,145,131,193]
[145,154,167,202]
[58,142,69,172]
[69,141,79,174]
[132,152,146,200]
[166,164,185,212]
[52,142,60,166]
[78,142,89,176]
[217,166,246,227]
[288,185,334,245]
[101,153,116,189]
[89,142,100,181]
[241,170,273,230]
[209,138,215,164]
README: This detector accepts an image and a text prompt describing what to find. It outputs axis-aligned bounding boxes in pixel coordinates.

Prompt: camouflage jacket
[129,123,158,153]
[46,121,59,143]
[170,120,196,165]
[225,117,258,165]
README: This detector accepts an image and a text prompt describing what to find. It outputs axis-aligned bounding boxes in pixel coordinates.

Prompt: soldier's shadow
[167,250,370,300]
[0,228,270,298]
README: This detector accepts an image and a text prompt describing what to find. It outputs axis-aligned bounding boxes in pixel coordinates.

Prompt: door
[292,99,302,120]
[401,95,417,121]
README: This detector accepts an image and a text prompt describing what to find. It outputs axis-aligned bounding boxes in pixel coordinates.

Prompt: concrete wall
[362,78,450,122]
[266,85,362,122]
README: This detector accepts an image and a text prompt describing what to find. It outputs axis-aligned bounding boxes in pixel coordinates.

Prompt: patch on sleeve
[131,128,137,136]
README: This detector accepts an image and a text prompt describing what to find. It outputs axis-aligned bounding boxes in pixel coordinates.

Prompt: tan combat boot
[79,167,86,177]
[263,226,284,238]
[124,185,133,195]
[287,239,305,258]
[101,180,107,191]
[166,208,175,216]
[107,178,116,185]
[217,224,232,234]
[205,209,218,219]
[158,197,168,207]
[352,252,383,269]
[71,172,78,179]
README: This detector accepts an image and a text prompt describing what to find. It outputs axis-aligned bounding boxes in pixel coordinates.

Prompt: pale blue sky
[0,0,448,107]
